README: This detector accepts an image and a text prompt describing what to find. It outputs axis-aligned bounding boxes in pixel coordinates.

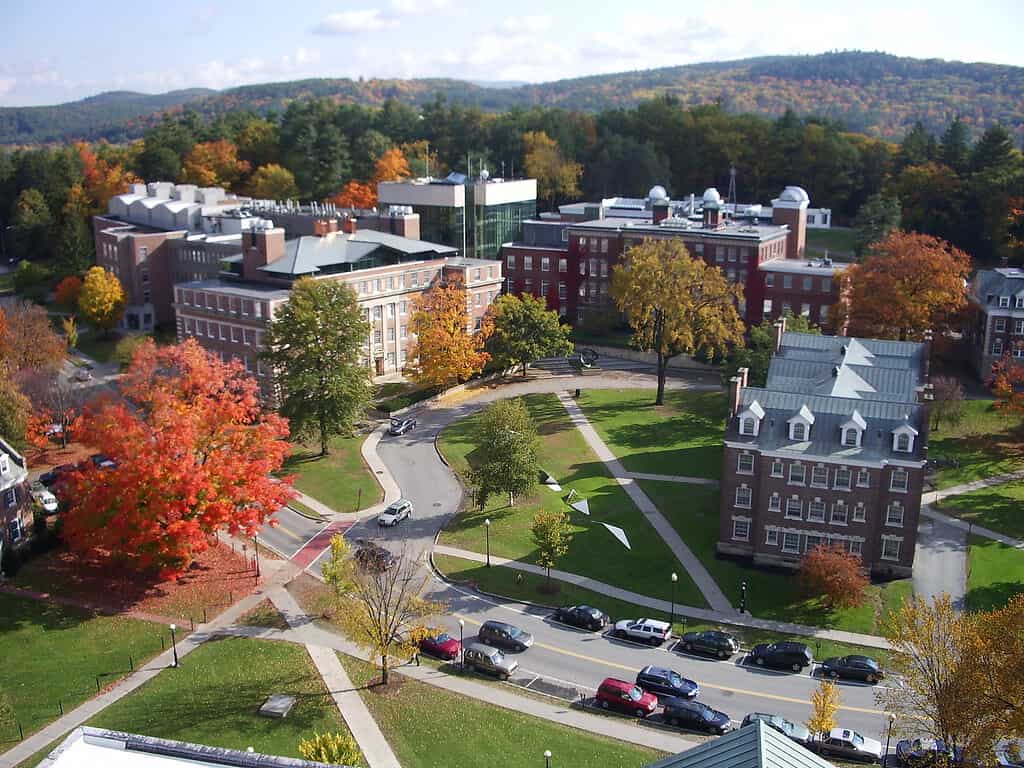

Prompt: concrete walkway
[921,469,1024,507]
[921,505,1024,549]
[912,515,968,608]
[555,391,733,612]
[434,544,893,651]
[624,471,720,488]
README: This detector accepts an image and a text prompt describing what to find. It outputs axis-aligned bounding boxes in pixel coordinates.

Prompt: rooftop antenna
[501,160,505,178]
[727,165,737,209]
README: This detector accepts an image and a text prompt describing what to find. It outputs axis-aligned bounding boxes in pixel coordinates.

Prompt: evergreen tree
[853,192,902,255]
[939,118,971,174]
[970,124,1015,173]
[899,120,937,167]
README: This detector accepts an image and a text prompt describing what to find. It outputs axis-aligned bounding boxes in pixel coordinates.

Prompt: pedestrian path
[434,543,893,651]
[921,505,1023,548]
[291,520,354,569]
[555,391,733,612]
[912,515,967,608]
[624,471,720,488]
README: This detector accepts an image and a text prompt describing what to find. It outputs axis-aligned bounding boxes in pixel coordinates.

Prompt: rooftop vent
[832,365,840,378]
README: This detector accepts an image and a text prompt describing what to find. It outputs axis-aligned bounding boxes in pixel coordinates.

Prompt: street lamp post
[544,750,552,768]
[253,535,260,579]
[669,573,678,631]
[169,624,179,668]
[883,713,896,766]
[485,518,491,567]
[458,619,465,671]
[739,580,748,614]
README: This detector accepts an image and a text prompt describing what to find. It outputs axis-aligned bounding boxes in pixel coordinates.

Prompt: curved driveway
[362,372,892,743]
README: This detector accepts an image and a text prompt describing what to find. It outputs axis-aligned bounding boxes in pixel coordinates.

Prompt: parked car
[477,620,534,652]
[613,618,672,646]
[662,698,730,735]
[73,367,93,382]
[816,727,883,763]
[419,632,461,661]
[89,453,117,469]
[353,541,397,572]
[895,738,963,767]
[389,417,417,436]
[29,482,59,514]
[40,464,75,487]
[595,678,658,718]
[44,423,63,438]
[635,665,699,701]
[748,641,813,672]
[820,655,884,684]
[551,605,609,631]
[741,712,812,745]
[377,498,413,527]
[678,629,741,659]
[462,642,517,680]
[995,741,1024,767]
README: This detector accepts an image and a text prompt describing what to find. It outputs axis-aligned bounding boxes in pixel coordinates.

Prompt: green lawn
[805,227,856,258]
[576,389,727,479]
[438,393,708,608]
[337,652,665,768]
[0,271,14,292]
[0,594,163,738]
[966,535,1024,612]
[639,480,912,635]
[282,434,382,513]
[72,329,120,363]
[929,400,1024,489]
[85,637,355,760]
[435,554,892,665]
[942,480,1024,539]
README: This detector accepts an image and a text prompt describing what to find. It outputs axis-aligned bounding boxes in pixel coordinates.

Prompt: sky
[2,0,1022,107]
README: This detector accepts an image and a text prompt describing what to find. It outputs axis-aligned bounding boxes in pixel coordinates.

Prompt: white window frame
[810,465,828,487]
[848,539,863,556]
[856,468,871,488]
[741,417,757,436]
[737,453,754,474]
[791,422,807,441]
[734,485,752,509]
[995,317,1007,332]
[831,501,849,526]
[770,460,784,478]
[808,499,826,522]
[890,469,909,493]
[834,467,852,490]
[785,497,802,519]
[881,536,902,561]
[852,503,866,523]
[768,493,781,512]
[788,463,806,485]
[765,529,779,546]
[732,518,750,542]
[886,501,905,527]
[782,532,800,554]
[805,534,825,553]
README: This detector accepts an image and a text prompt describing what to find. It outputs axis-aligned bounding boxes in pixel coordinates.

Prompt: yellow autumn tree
[407,274,490,388]
[523,131,582,210]
[248,164,298,200]
[372,147,411,184]
[78,266,126,337]
[961,593,1024,745]
[806,679,840,738]
[611,238,745,405]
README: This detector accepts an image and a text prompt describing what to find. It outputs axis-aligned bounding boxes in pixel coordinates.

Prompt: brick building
[1,437,33,558]
[966,266,1024,378]
[501,185,847,328]
[718,319,931,579]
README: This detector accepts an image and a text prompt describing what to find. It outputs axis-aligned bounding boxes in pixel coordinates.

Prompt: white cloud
[498,15,551,35]
[313,9,398,35]
[390,0,451,14]
[0,77,15,97]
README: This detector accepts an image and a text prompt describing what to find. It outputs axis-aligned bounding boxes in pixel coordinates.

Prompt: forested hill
[2,51,1021,146]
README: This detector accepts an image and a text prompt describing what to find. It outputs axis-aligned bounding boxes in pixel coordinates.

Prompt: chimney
[737,366,749,389]
[389,212,420,241]
[728,375,744,417]
[312,219,337,236]
[773,315,787,354]
[340,217,358,235]
[652,203,670,224]
[242,226,285,281]
[702,206,722,229]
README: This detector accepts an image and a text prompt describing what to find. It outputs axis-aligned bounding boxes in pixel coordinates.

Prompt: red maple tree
[798,544,870,609]
[61,338,294,576]
[990,350,1024,416]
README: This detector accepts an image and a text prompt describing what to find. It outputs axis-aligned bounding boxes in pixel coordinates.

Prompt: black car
[678,630,741,659]
[477,620,534,652]
[748,641,813,672]
[820,655,884,684]
[896,738,963,767]
[551,605,609,631]
[635,665,699,701]
[662,698,730,735]
[389,417,417,436]
[353,541,397,572]
[40,463,75,487]
[740,712,812,745]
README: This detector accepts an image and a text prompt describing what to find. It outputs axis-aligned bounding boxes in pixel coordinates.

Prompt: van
[463,642,518,680]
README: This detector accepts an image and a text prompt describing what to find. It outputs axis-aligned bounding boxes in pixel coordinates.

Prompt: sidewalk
[555,391,733,612]
[434,543,893,651]
[624,471,720,488]
[921,469,1024,507]
[921,505,1024,549]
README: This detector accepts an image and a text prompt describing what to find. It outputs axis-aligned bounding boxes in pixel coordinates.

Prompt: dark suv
[662,698,730,735]
[678,630,741,659]
[477,620,534,652]
[820,655,884,684]
[635,665,699,701]
[748,641,813,672]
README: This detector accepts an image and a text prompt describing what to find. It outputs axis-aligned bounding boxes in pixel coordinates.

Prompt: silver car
[377,499,413,527]
[462,642,518,680]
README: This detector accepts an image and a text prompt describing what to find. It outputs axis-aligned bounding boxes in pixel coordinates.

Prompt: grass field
[942,480,1024,539]
[337,652,665,768]
[576,389,727,479]
[72,329,119,363]
[929,400,1024,489]
[0,594,163,739]
[966,535,1024,612]
[805,227,857,258]
[437,393,708,609]
[639,480,912,634]
[434,554,892,665]
[283,434,382,513]
[237,598,290,630]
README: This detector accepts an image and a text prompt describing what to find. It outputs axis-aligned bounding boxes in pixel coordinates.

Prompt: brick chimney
[728,375,744,417]
[385,211,420,241]
[312,219,338,236]
[702,206,722,229]
[652,203,670,224]
[340,217,358,235]
[771,186,809,260]
[242,227,285,281]
[773,315,787,354]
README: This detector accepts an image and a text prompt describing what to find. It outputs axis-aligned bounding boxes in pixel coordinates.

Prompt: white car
[73,368,93,382]
[30,482,59,514]
[377,499,413,527]
[613,618,672,645]
[817,727,883,762]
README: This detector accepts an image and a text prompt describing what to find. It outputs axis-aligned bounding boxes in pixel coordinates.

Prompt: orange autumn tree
[77,142,139,213]
[798,543,870,609]
[837,231,971,341]
[181,140,251,190]
[990,351,1024,416]
[61,338,294,576]
[372,147,411,185]
[55,275,83,311]
[407,274,491,388]
[333,180,377,210]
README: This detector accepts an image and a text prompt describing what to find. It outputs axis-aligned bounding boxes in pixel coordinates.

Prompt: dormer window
[792,422,806,441]
[741,417,756,436]
[999,296,1011,308]
[787,405,815,442]
[896,434,910,452]
[0,453,8,475]
[842,428,859,447]
[839,410,866,449]
[738,400,765,437]
[892,421,919,453]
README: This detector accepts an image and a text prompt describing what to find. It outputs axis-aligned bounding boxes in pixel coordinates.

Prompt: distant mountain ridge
[1,51,1021,146]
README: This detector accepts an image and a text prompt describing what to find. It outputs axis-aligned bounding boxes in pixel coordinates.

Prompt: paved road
[912,514,967,607]
[260,506,326,563]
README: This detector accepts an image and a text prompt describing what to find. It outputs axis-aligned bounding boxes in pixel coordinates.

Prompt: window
[400,300,408,315]
[791,422,806,441]
[995,317,1007,332]
[1016,320,1024,335]
[219,324,227,340]
[890,469,909,492]
[766,529,779,546]
[558,258,567,273]
[539,280,548,297]
[765,274,775,287]
[525,279,533,293]
[524,256,533,271]
[600,239,608,254]
[735,486,752,508]
[770,460,784,478]
[843,428,859,447]
[768,493,781,512]
[737,453,754,474]
[808,499,826,522]
[783,275,793,290]
[387,304,395,318]
[589,259,599,276]
[741,417,757,436]
[848,539,863,555]
[387,327,395,341]
[411,272,419,288]
[715,249,725,264]
[3,487,15,509]
[993,339,1004,355]
[886,501,904,527]
[1018,296,1024,309]
[999,296,1011,308]
[388,276,396,290]
[789,464,806,484]
[694,243,703,254]
[881,537,902,561]
[376,279,383,293]
[801,303,810,317]
[853,502,866,523]
[474,292,482,306]
[785,497,802,519]
[374,329,382,344]
[541,257,550,272]
[805,534,825,552]
[896,433,911,452]
[373,306,382,320]
[811,466,828,487]
[782,532,800,553]
[831,501,848,525]
[727,247,737,262]
[822,278,831,293]
[579,261,586,275]
[834,468,852,490]
[803,277,813,291]
[732,518,750,541]
[400,325,407,339]
[558,283,567,299]
[820,305,831,321]
[763,299,773,316]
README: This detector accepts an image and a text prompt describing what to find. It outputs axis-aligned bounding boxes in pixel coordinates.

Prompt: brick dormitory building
[967,266,1024,378]
[718,318,931,578]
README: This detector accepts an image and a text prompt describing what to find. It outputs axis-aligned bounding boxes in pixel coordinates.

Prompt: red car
[596,678,659,718]
[419,632,462,661]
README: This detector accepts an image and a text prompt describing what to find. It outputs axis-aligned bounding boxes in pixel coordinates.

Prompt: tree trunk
[381,654,389,685]
[509,490,515,507]
[522,361,528,377]
[655,352,667,406]
[319,409,329,457]
[546,564,551,590]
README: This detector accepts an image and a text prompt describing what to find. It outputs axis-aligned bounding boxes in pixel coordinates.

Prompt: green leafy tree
[485,294,573,376]
[0,376,31,451]
[12,260,52,304]
[532,509,572,591]
[468,399,539,508]
[853,193,902,256]
[523,131,582,210]
[261,278,371,456]
[10,187,53,261]
[247,164,298,200]
[280,100,352,199]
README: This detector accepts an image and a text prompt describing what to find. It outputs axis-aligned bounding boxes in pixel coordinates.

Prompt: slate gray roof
[971,267,1024,306]
[261,230,457,277]
[645,719,833,768]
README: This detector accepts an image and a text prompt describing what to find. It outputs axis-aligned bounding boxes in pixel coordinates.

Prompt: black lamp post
[458,619,465,671]
[883,713,896,766]
[669,572,678,630]
[739,580,748,614]
[253,535,260,579]
[544,750,552,768]
[485,518,491,567]
[169,623,179,668]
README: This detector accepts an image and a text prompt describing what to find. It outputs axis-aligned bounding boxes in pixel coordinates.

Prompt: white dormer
[0,452,8,476]
[840,410,867,448]
[738,400,765,437]
[892,420,919,453]
[787,404,815,442]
